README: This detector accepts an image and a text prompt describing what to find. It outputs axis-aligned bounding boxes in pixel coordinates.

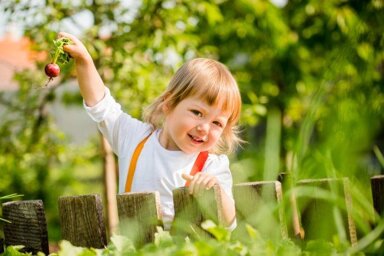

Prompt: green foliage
[50,38,72,65]
[1,221,304,256]
[4,220,375,255]
[1,245,33,256]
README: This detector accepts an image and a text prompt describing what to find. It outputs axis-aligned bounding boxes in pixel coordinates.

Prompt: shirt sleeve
[83,87,122,154]
[226,218,237,232]
[83,87,122,123]
[204,154,234,199]
[83,87,152,157]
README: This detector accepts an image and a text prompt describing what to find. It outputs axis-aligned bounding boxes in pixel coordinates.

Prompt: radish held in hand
[45,63,60,78]
[44,37,72,87]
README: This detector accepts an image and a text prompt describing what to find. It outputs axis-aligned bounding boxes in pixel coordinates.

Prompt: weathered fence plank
[371,175,384,218]
[2,200,49,255]
[116,192,162,247]
[0,238,3,254]
[296,178,357,245]
[172,185,221,238]
[58,194,107,248]
[278,172,305,239]
[5,175,381,249]
[233,181,288,240]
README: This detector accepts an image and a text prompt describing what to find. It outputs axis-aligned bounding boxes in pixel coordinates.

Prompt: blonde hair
[143,58,242,154]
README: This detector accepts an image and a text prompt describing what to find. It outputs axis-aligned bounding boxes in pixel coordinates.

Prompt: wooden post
[233,181,287,240]
[371,175,384,218]
[2,200,49,255]
[296,178,357,245]
[278,172,304,239]
[172,185,221,239]
[101,135,119,236]
[0,238,3,254]
[116,192,162,247]
[58,194,107,248]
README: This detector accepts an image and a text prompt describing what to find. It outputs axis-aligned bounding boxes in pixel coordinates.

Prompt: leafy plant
[0,221,302,256]
[49,38,72,66]
[0,194,23,223]
[44,38,73,85]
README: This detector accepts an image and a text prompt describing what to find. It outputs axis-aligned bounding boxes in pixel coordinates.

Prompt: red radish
[43,37,72,87]
[45,63,60,78]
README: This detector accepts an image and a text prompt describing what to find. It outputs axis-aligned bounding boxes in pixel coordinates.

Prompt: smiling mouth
[188,134,205,143]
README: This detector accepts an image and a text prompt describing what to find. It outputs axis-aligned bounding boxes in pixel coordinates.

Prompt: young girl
[59,32,242,231]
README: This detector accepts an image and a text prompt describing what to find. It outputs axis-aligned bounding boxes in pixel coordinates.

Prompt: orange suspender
[184,151,209,187]
[124,134,151,193]
[124,133,208,192]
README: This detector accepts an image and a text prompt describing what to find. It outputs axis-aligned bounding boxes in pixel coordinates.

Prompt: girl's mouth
[188,134,205,143]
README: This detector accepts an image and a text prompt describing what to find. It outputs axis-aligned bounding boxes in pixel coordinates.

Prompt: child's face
[160,96,230,154]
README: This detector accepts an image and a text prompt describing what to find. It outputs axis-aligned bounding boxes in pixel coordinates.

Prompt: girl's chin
[182,145,210,155]
[178,144,200,154]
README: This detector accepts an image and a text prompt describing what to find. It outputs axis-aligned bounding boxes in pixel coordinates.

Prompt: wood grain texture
[116,192,161,247]
[58,194,107,248]
[371,175,384,218]
[0,238,3,254]
[171,185,221,238]
[2,200,49,255]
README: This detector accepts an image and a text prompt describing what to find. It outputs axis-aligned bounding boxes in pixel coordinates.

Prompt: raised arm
[59,32,105,107]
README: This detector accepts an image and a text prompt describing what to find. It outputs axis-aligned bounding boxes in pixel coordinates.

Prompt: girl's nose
[196,122,209,133]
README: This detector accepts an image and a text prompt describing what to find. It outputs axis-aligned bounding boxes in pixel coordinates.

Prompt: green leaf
[304,240,336,255]
[50,38,73,65]
[245,224,263,242]
[109,234,135,254]
[56,240,95,256]
[154,226,173,247]
[2,245,30,256]
[201,220,231,242]
[0,194,23,201]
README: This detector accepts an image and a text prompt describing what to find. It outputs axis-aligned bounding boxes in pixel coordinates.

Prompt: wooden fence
[2,175,384,255]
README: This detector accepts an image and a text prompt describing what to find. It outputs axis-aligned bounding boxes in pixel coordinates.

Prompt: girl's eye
[191,110,203,117]
[213,121,223,128]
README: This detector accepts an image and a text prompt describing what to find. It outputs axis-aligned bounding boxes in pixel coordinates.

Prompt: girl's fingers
[182,172,197,194]
[189,177,196,195]
[61,44,80,58]
[181,173,193,181]
[189,173,201,195]
[203,178,213,190]
[58,32,79,43]
[199,176,215,191]
[182,172,218,195]
[206,179,217,190]
[57,33,91,61]
[195,174,207,193]
[62,44,74,52]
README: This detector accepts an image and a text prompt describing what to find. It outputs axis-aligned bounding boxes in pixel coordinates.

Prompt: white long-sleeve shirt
[84,87,235,229]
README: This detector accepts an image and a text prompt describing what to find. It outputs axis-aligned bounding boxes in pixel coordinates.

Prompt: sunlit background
[0,0,383,254]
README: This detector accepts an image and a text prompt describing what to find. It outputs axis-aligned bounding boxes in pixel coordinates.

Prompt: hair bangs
[194,69,241,125]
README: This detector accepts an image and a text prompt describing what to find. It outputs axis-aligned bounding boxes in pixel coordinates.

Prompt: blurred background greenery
[0,0,383,251]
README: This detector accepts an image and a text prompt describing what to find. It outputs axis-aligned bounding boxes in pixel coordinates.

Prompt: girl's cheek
[210,130,222,142]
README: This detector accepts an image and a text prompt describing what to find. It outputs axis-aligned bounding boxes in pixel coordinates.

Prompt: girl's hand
[58,32,92,64]
[182,172,218,196]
